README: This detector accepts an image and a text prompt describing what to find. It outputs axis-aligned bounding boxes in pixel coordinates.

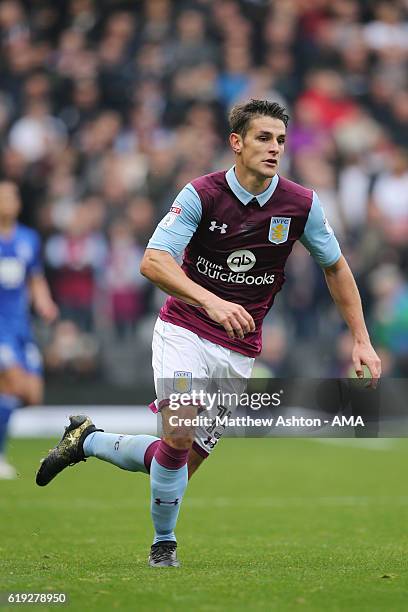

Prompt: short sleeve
[147,183,202,258]
[299,192,341,267]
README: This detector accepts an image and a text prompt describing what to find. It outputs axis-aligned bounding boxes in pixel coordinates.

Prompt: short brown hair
[229,99,289,137]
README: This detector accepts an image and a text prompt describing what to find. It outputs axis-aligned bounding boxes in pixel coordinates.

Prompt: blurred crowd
[0,0,407,383]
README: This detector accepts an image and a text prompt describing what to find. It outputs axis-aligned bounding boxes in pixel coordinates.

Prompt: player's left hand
[37,300,59,324]
[352,340,381,388]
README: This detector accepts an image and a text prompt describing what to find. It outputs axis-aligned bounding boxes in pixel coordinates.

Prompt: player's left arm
[323,255,381,384]
[29,274,59,323]
[300,192,381,384]
[27,230,58,323]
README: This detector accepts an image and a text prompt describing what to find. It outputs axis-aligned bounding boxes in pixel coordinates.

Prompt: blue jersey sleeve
[147,184,202,258]
[26,229,43,276]
[299,192,341,267]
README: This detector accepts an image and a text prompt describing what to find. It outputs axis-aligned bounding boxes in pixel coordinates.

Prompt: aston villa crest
[173,371,192,393]
[269,217,291,244]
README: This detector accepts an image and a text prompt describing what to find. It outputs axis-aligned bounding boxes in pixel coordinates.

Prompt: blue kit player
[0,180,58,479]
[36,100,381,566]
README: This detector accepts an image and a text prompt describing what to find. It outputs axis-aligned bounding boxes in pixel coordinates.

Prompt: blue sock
[150,441,189,544]
[0,394,20,455]
[83,432,159,473]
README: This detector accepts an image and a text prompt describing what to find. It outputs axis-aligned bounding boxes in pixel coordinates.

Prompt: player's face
[232,116,286,178]
[0,183,21,220]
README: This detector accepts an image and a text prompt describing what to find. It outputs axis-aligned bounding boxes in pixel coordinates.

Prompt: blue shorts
[0,331,43,376]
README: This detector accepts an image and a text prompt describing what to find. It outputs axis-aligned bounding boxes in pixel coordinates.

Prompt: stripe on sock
[154,439,189,470]
[144,439,160,472]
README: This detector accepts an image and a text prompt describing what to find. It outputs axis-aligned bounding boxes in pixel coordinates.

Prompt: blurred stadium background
[0,0,407,409]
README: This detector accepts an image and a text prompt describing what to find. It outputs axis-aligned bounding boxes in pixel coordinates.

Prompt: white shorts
[151,318,254,457]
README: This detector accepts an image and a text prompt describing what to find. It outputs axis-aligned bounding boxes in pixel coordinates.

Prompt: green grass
[1,438,408,611]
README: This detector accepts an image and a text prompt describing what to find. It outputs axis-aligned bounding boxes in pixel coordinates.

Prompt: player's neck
[234,164,273,195]
[0,218,16,237]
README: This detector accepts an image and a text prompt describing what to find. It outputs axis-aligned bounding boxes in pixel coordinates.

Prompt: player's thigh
[152,318,209,407]
[0,365,42,405]
[212,348,254,414]
[192,343,255,456]
[223,347,255,382]
[24,373,43,405]
[0,365,27,398]
[204,337,255,405]
[0,339,27,398]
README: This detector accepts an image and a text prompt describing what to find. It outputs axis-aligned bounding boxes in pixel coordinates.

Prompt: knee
[25,386,43,406]
[163,430,195,450]
[23,373,43,406]
[2,372,43,406]
[162,404,197,449]
[0,378,18,397]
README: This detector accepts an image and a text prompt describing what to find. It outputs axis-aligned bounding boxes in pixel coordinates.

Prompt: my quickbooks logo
[196,254,274,286]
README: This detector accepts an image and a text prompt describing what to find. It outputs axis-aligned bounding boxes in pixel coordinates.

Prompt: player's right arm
[140,185,255,340]
[141,249,254,339]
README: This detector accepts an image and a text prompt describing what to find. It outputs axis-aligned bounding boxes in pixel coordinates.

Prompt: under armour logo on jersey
[209,221,228,233]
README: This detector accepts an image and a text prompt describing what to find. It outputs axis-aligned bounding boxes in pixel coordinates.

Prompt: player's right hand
[203,297,255,339]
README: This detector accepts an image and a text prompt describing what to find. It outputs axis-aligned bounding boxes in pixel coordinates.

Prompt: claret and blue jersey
[150,167,340,266]
[0,223,43,375]
[148,167,341,357]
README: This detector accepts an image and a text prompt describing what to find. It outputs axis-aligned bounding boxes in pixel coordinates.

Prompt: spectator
[9,99,67,163]
[369,264,408,375]
[371,148,408,246]
[45,203,107,331]
[104,219,148,338]
[44,319,99,377]
[164,9,217,72]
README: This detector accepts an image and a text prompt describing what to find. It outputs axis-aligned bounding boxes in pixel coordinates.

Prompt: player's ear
[229,132,242,154]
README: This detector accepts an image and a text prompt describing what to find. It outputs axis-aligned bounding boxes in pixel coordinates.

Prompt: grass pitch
[1,437,408,611]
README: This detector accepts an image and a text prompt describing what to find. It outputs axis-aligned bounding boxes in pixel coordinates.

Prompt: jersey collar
[225,166,279,207]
